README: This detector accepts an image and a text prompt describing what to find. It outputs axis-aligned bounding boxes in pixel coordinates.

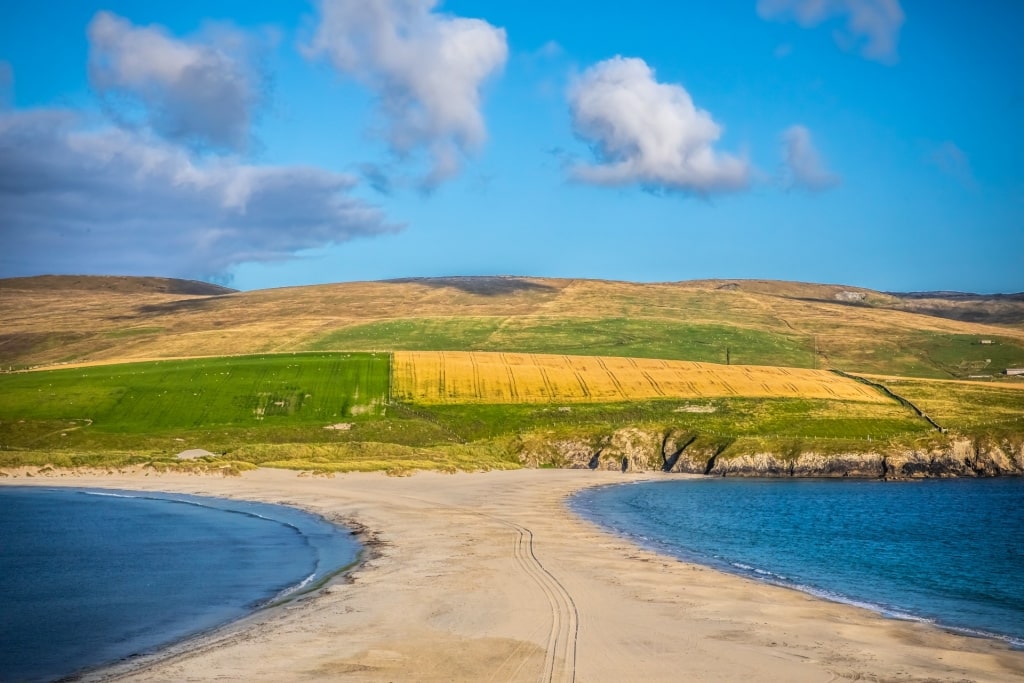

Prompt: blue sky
[1,1,1021,293]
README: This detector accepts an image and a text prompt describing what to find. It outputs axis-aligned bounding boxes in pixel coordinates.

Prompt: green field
[309,317,505,352]
[0,353,388,448]
[307,317,1024,381]
[2,351,1020,474]
[396,397,926,443]
[310,317,814,367]
[819,332,1024,380]
[876,378,1024,431]
[0,352,937,472]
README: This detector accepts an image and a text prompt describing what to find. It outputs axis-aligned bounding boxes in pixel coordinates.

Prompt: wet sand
[5,468,1023,682]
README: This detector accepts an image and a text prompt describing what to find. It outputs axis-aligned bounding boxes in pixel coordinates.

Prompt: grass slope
[0,352,945,474]
[4,275,1023,379]
[867,377,1024,433]
[1,275,1022,473]
[0,353,388,454]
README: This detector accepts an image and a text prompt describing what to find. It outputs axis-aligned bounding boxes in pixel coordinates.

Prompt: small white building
[1005,368,1024,376]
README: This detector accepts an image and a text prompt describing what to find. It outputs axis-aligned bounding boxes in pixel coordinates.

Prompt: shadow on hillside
[896,305,1024,326]
[161,280,237,296]
[384,276,558,297]
[108,296,231,319]
[796,295,1024,326]
[794,297,874,310]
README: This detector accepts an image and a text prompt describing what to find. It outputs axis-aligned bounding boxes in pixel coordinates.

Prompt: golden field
[391,351,889,404]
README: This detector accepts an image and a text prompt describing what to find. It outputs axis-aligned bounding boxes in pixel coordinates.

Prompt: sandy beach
[5,468,1023,682]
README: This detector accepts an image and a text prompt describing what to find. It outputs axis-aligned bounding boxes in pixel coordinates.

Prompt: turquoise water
[0,487,360,683]
[571,478,1024,647]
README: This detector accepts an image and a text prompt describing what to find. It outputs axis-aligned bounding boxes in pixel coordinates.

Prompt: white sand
[4,468,1022,682]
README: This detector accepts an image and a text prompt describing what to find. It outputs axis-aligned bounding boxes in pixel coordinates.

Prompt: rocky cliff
[517,428,1024,479]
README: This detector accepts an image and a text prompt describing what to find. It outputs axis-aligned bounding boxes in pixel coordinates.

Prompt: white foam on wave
[272,572,318,602]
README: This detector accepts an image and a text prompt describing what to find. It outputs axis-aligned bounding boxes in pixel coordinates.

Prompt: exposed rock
[835,290,867,302]
[518,438,598,469]
[709,452,794,477]
[517,429,1024,478]
[594,428,662,472]
[176,448,215,460]
[792,451,885,478]
[673,404,717,413]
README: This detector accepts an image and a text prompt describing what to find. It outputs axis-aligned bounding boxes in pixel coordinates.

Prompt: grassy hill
[1,275,1022,475]
[3,275,1024,379]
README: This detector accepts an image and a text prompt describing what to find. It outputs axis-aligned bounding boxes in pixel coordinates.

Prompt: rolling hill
[3,275,1024,379]
[1,275,1022,477]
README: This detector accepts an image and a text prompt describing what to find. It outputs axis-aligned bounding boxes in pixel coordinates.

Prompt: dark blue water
[0,487,360,683]
[572,478,1024,647]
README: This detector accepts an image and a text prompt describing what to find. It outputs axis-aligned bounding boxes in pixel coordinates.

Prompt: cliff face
[517,428,1024,479]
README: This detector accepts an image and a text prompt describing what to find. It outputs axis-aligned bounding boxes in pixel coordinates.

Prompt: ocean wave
[274,571,318,601]
[81,490,139,498]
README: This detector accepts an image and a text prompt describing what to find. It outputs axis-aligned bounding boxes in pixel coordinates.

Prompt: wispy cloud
[0,109,400,280]
[781,124,840,191]
[927,140,976,189]
[0,61,12,106]
[303,0,507,190]
[757,0,905,63]
[87,11,270,152]
[567,56,749,194]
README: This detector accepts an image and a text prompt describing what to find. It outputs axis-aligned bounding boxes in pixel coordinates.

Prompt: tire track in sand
[498,517,578,683]
[400,495,578,683]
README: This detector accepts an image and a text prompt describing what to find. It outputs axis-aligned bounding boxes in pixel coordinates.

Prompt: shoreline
[4,468,1023,682]
[568,479,1024,652]
[0,484,363,683]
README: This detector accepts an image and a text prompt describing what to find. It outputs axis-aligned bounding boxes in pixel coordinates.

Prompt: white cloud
[303,0,507,189]
[781,124,840,191]
[757,0,904,63]
[87,11,268,151]
[0,109,399,280]
[567,56,749,194]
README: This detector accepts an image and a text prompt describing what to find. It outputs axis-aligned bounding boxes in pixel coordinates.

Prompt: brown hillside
[1,275,1023,377]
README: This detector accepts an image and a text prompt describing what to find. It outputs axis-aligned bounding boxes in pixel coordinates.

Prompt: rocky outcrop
[883,438,1023,478]
[591,428,663,471]
[517,438,599,469]
[517,428,1024,478]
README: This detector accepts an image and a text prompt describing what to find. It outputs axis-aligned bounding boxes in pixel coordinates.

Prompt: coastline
[0,484,361,683]
[3,468,1023,682]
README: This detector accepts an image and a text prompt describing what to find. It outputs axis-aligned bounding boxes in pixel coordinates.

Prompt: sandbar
[4,468,1022,682]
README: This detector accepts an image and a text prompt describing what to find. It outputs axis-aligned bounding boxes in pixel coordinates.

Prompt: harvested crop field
[391,351,889,404]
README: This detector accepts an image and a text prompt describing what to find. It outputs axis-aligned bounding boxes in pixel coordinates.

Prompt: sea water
[571,478,1024,647]
[0,487,360,683]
